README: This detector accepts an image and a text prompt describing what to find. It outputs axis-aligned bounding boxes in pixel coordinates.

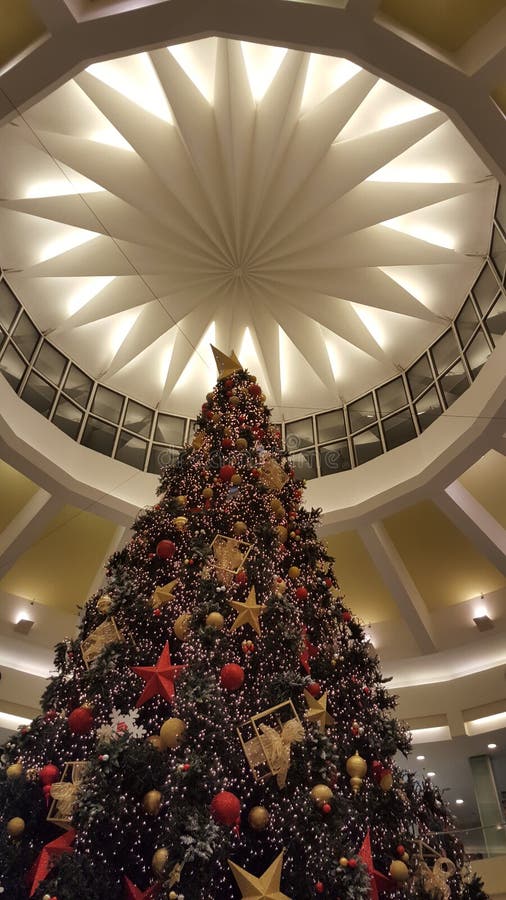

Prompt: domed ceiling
[0,38,497,417]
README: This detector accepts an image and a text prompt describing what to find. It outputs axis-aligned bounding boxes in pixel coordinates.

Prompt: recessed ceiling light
[456,799,464,805]
[13,618,35,635]
[488,743,497,750]
[427,772,436,777]
[416,755,425,761]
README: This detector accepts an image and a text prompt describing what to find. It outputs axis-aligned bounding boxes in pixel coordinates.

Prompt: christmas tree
[0,348,483,900]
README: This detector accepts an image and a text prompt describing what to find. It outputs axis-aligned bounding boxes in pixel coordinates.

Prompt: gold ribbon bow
[259,718,305,788]
[416,858,456,900]
[50,763,87,818]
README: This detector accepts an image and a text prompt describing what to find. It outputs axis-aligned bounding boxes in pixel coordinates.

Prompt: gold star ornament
[211,345,243,379]
[304,689,336,732]
[150,579,179,610]
[229,586,267,636]
[228,849,291,899]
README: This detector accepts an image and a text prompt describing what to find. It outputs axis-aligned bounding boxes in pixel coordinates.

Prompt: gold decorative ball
[276,525,288,543]
[172,516,188,532]
[236,438,248,450]
[169,893,178,900]
[174,613,192,641]
[288,566,301,579]
[310,784,333,807]
[230,396,240,406]
[346,751,367,779]
[146,735,163,751]
[175,495,187,507]
[248,806,269,831]
[206,611,225,629]
[212,413,221,423]
[249,375,257,382]
[142,789,162,815]
[202,487,213,499]
[233,521,247,536]
[7,817,25,838]
[402,852,410,863]
[389,860,409,883]
[339,857,348,867]
[380,771,393,792]
[152,847,170,878]
[6,763,23,780]
[97,594,113,615]
[260,393,266,402]
[231,473,242,485]
[160,718,186,750]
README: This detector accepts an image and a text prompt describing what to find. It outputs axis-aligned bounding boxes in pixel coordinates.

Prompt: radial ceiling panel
[378,0,505,53]
[383,501,506,611]
[0,505,117,614]
[326,530,400,623]
[0,459,38,532]
[458,451,506,530]
[0,38,497,417]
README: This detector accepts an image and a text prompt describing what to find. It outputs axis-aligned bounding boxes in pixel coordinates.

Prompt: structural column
[468,755,506,856]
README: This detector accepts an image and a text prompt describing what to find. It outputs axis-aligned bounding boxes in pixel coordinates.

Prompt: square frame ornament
[210,534,253,585]
[47,761,88,830]
[237,700,301,782]
[80,618,123,669]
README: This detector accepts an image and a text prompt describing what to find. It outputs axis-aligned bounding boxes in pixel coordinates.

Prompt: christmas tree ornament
[389,860,409,882]
[295,586,308,600]
[304,690,336,732]
[159,717,186,749]
[306,682,321,698]
[315,881,324,893]
[210,790,241,826]
[39,764,60,786]
[233,521,248,536]
[81,618,124,668]
[30,829,75,894]
[273,578,287,595]
[47,761,87,830]
[6,762,23,779]
[380,769,393,791]
[150,579,179,610]
[146,735,163,750]
[236,437,248,450]
[124,876,158,899]
[339,857,348,867]
[97,593,113,615]
[131,641,186,707]
[248,806,269,831]
[229,586,267,636]
[172,516,188,532]
[276,525,288,543]
[346,752,367,793]
[175,495,187,507]
[238,701,304,787]
[206,611,225,629]
[219,464,236,482]
[211,345,243,379]
[68,706,94,734]
[173,613,191,641]
[231,473,242,485]
[228,849,290,900]
[258,459,289,492]
[220,663,245,690]
[152,847,170,878]
[248,382,262,397]
[299,630,317,674]
[287,566,300,579]
[202,486,213,499]
[6,817,25,838]
[142,790,162,815]
[212,534,252,584]
[310,784,333,807]
[358,830,394,899]
[156,539,176,559]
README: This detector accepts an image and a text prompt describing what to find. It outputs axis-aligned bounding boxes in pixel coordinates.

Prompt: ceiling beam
[30,0,76,32]
[0,489,62,579]
[433,482,506,577]
[358,521,437,654]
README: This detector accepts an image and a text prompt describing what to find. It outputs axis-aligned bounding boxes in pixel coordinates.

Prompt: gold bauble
[389,860,409,882]
[206,392,214,402]
[174,613,191,641]
[276,525,288,543]
[346,751,367,779]
[152,847,170,878]
[339,857,348,867]
[231,473,242,485]
[233,521,247,536]
[350,776,363,792]
[212,413,221,423]
[402,852,410,863]
[310,784,333,807]
[206,611,225,629]
[260,393,266,402]
[288,566,301,579]
[147,735,163,751]
[6,817,25,838]
[97,594,113,615]
[236,438,248,450]
[175,495,187,507]
[248,806,269,831]
[160,717,186,749]
[380,771,393,792]
[6,763,23,780]
[169,893,178,900]
[249,375,257,382]
[172,516,188,532]
[202,487,213,499]
[142,789,162,815]
[230,396,240,406]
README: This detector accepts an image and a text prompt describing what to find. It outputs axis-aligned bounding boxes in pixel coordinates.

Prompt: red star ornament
[30,829,75,896]
[131,641,186,707]
[124,876,159,899]
[299,627,318,674]
[359,831,395,898]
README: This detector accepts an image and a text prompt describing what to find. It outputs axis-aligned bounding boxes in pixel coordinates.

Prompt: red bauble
[220,664,245,691]
[39,764,60,786]
[156,539,176,559]
[68,706,94,735]
[307,682,321,698]
[234,570,247,585]
[221,438,233,449]
[315,882,324,894]
[248,383,262,396]
[251,468,260,479]
[396,845,405,856]
[322,802,331,814]
[324,577,332,588]
[348,859,357,869]
[210,790,241,825]
[295,586,308,600]
[225,378,234,389]
[219,465,236,482]
[342,610,352,622]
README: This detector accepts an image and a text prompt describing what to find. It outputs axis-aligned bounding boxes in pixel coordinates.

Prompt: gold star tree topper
[229,586,267,636]
[228,849,291,899]
[304,689,336,732]
[211,345,243,379]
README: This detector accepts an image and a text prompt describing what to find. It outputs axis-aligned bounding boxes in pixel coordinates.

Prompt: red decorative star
[359,831,395,898]
[299,627,318,674]
[30,829,75,896]
[131,641,186,707]
[124,876,159,899]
